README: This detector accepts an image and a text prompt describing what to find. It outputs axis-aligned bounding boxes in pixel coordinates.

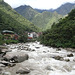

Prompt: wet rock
[43,51,46,53]
[0,67,3,74]
[45,66,53,71]
[67,53,73,57]
[73,59,75,62]
[0,63,5,67]
[0,61,16,67]
[32,49,35,51]
[0,46,11,57]
[16,67,30,74]
[56,48,61,51]
[3,52,29,63]
[53,56,64,61]
[2,72,11,75]
[0,61,10,66]
[11,55,29,63]
[35,46,40,49]
[8,63,16,67]
[64,59,70,62]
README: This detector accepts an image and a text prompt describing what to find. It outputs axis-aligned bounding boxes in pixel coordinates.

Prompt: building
[2,30,18,40]
[28,32,38,40]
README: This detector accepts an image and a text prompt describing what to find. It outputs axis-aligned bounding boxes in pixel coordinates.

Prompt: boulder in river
[3,52,29,63]
[16,67,30,74]
[2,72,11,75]
[53,56,64,61]
[67,53,73,57]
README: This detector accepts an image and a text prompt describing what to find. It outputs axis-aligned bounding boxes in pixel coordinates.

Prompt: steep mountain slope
[32,11,62,30]
[15,5,38,21]
[15,5,62,30]
[39,9,75,48]
[0,0,38,34]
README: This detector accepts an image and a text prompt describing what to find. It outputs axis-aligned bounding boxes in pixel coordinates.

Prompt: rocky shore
[0,42,75,75]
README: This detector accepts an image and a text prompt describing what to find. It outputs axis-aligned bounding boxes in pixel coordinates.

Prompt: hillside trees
[39,9,75,48]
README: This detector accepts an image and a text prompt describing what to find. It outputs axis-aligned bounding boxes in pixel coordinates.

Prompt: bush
[18,34,28,43]
[4,40,18,44]
[0,34,4,45]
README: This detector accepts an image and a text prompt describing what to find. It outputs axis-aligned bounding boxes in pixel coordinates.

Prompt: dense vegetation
[39,9,75,48]
[15,5,62,31]
[0,0,38,33]
[15,3,75,31]
[15,5,38,21]
[0,0,39,44]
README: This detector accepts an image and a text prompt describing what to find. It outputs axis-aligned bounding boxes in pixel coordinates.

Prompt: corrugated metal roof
[2,30,14,33]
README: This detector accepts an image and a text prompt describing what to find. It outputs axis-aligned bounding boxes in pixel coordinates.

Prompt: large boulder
[16,67,30,74]
[2,72,11,75]
[67,53,73,57]
[3,52,29,63]
[53,56,64,61]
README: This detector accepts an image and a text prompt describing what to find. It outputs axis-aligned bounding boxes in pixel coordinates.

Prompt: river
[2,42,75,75]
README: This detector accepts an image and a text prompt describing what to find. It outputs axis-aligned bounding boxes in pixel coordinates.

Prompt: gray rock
[73,59,75,62]
[16,67,30,74]
[0,61,16,67]
[67,53,73,57]
[53,56,64,61]
[45,66,53,71]
[0,67,3,74]
[2,72,11,75]
[56,48,61,51]
[0,63,5,67]
[65,59,70,62]
[3,52,29,63]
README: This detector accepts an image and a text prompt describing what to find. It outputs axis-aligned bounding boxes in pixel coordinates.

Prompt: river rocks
[0,46,11,58]
[0,67,3,74]
[64,58,70,62]
[53,56,64,61]
[67,53,73,57]
[16,67,30,74]
[56,48,61,51]
[0,42,75,75]
[45,66,53,71]
[2,72,11,75]
[0,61,16,67]
[3,52,29,63]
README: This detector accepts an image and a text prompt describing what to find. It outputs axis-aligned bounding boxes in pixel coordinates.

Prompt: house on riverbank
[1,30,18,40]
[28,32,39,40]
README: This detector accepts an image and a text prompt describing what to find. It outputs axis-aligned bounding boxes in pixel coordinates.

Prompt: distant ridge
[35,3,75,15]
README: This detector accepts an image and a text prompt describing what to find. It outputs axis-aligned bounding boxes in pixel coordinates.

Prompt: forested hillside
[0,0,38,34]
[39,9,75,48]
[15,5,62,30]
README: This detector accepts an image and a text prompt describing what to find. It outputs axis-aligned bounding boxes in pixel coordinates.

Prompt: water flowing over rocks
[0,42,75,75]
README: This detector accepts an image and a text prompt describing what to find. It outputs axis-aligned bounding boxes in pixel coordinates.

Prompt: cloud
[4,0,75,9]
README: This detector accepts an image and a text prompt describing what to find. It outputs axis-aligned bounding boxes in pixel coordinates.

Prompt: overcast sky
[4,0,75,9]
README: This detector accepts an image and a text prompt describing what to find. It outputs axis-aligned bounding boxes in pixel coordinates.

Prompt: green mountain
[39,9,75,48]
[15,5,38,21]
[15,5,62,31]
[32,11,62,30]
[0,0,38,34]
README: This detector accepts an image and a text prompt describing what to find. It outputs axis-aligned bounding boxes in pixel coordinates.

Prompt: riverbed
[1,42,75,75]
